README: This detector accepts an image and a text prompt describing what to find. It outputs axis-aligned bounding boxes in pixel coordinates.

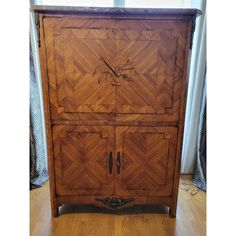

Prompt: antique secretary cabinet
[32,2,201,217]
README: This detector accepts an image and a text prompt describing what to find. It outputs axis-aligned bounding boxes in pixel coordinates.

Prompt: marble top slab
[31,0,201,16]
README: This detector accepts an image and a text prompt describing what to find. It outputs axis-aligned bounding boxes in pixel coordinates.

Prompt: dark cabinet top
[31,0,201,17]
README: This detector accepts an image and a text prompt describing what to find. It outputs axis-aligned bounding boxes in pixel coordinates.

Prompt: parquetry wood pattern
[53,125,115,196]
[43,17,187,120]
[115,126,177,196]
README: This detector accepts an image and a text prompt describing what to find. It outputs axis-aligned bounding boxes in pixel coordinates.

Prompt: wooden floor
[30,175,206,236]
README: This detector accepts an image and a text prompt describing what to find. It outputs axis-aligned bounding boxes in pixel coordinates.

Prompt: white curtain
[30,10,48,173]
[181,0,206,173]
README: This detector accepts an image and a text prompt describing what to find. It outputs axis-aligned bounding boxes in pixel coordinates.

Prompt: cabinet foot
[52,206,59,217]
[169,206,176,218]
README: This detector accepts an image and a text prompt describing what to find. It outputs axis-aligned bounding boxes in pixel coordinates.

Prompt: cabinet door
[115,126,178,196]
[53,125,114,196]
[43,17,116,119]
[115,19,187,116]
[43,17,187,121]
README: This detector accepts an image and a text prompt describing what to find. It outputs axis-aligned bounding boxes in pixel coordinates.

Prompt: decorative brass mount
[35,12,41,47]
[95,197,134,209]
[190,16,197,49]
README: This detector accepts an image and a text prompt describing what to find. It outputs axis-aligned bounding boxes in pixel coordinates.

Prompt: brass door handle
[116,152,121,174]
[109,152,113,174]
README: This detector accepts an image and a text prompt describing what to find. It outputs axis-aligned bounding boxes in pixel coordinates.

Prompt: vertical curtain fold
[30,10,48,188]
[194,72,206,191]
[30,41,48,189]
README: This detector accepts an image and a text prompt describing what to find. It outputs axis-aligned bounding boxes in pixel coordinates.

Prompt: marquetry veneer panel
[115,126,178,196]
[43,17,187,121]
[53,125,114,196]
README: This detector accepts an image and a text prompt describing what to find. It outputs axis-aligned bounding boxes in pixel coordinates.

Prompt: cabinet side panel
[170,18,194,217]
[39,14,58,216]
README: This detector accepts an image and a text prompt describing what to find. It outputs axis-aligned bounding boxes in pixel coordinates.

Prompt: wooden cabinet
[34,5,201,217]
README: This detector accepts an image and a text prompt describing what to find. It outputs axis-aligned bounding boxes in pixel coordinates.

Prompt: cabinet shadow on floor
[59,204,169,216]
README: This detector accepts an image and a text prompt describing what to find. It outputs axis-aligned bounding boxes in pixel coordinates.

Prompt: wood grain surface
[53,125,115,196]
[43,17,187,121]
[115,126,177,197]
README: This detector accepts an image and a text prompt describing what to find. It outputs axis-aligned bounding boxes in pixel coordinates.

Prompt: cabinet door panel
[115,19,188,117]
[115,126,178,196]
[44,17,116,119]
[53,125,114,196]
